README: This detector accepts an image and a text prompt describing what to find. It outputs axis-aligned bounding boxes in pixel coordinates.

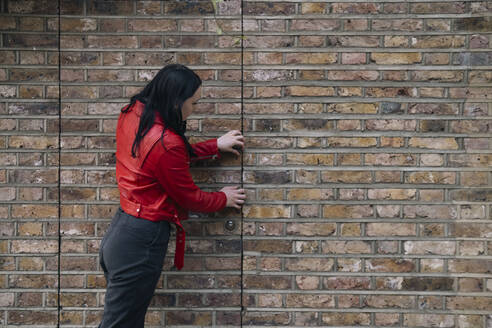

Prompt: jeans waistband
[117,207,170,227]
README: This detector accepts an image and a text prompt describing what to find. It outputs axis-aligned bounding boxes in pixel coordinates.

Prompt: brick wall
[0,0,491,326]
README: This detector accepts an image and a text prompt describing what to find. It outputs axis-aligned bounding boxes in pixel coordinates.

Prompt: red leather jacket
[115,100,227,270]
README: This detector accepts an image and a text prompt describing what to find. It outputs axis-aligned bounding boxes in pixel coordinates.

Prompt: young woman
[98,64,246,327]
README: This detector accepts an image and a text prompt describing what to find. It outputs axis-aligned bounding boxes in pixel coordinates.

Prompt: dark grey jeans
[98,208,170,328]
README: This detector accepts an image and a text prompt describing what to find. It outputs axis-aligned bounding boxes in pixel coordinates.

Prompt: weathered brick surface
[1,0,61,326]
[239,1,491,327]
[1,0,491,327]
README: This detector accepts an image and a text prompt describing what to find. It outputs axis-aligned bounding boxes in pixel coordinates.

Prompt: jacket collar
[133,100,166,127]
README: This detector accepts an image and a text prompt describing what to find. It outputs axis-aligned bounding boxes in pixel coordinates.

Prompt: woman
[98,64,246,327]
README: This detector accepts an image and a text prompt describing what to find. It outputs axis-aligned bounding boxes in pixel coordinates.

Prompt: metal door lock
[225,220,235,231]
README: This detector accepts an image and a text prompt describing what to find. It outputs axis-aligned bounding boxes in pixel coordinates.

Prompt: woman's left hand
[218,130,244,157]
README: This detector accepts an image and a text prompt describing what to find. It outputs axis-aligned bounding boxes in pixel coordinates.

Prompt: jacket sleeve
[191,138,221,162]
[154,143,227,213]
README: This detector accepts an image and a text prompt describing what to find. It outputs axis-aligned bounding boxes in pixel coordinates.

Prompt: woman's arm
[191,138,221,161]
[154,143,227,212]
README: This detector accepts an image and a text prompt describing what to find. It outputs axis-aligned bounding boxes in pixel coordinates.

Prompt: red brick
[243,312,290,325]
[87,36,138,49]
[8,310,57,325]
[287,223,336,236]
[286,258,334,271]
[366,259,415,272]
[244,2,295,15]
[322,312,371,325]
[411,2,466,14]
[128,19,177,32]
[328,36,380,47]
[286,294,334,308]
[243,276,290,289]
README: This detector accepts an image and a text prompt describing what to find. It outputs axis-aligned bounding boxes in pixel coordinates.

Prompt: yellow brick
[371,52,422,64]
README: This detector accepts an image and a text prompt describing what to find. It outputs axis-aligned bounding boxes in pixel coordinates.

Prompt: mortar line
[56,0,62,326]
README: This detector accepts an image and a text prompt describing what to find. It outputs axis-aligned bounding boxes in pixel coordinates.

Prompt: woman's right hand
[220,186,246,209]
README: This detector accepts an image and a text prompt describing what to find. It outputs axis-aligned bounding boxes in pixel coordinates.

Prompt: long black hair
[123,64,201,158]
